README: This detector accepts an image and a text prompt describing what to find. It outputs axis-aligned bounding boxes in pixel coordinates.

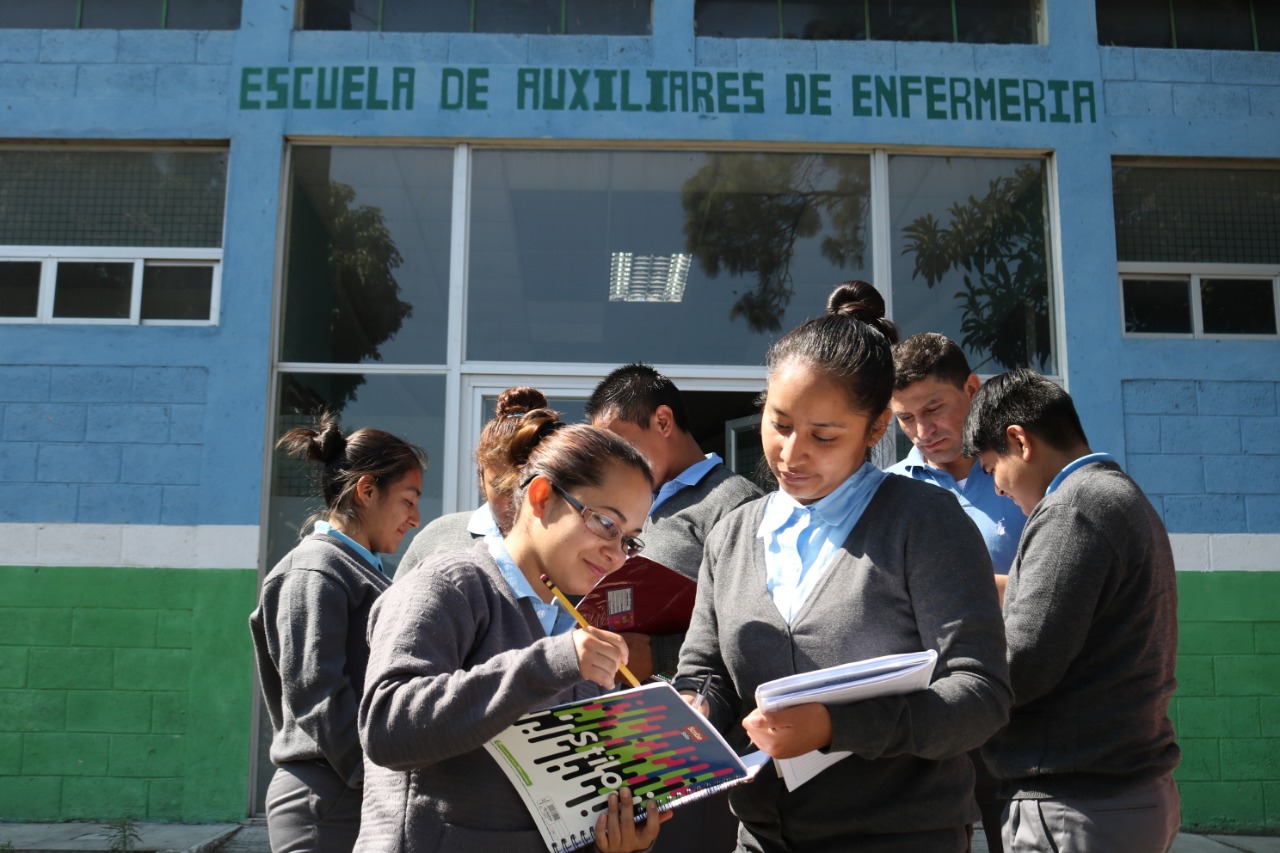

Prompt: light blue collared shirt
[485,536,578,637]
[886,446,1027,574]
[314,520,383,574]
[1045,452,1117,498]
[757,461,888,624]
[467,502,502,539]
[650,453,723,514]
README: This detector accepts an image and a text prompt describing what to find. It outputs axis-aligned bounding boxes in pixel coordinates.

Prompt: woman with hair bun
[249,415,427,853]
[356,424,669,853]
[673,281,1012,852]
[399,386,559,574]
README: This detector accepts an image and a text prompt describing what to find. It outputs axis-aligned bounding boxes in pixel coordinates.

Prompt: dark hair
[765,280,899,417]
[893,332,972,391]
[962,369,1089,456]
[512,424,654,517]
[476,387,561,498]
[585,363,691,433]
[277,413,428,535]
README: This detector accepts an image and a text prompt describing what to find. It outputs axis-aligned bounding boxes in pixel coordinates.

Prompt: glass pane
[166,0,242,29]
[141,265,213,320]
[259,371,446,812]
[1113,166,1280,264]
[0,261,42,317]
[696,0,779,38]
[1096,0,1172,47]
[467,150,873,364]
[868,0,953,41]
[566,0,650,35]
[890,156,1055,374]
[475,0,560,34]
[382,0,472,32]
[781,0,867,40]
[302,0,380,30]
[1123,278,1192,334]
[81,0,161,28]
[956,0,1036,44]
[52,261,133,319]
[1174,0,1254,50]
[0,0,78,27]
[0,150,227,248]
[281,147,453,365]
[1259,4,1280,52]
[1201,278,1277,335]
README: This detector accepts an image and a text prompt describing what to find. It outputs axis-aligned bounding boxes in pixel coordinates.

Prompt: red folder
[576,556,698,635]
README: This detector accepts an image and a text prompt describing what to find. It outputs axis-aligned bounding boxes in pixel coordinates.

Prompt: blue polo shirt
[650,453,722,514]
[886,447,1026,574]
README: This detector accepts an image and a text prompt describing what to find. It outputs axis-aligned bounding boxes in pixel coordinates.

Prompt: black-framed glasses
[547,480,644,558]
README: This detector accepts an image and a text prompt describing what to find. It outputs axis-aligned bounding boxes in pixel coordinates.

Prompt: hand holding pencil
[541,573,641,688]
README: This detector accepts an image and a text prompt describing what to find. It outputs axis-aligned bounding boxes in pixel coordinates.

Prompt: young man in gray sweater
[962,369,1181,853]
[587,363,761,853]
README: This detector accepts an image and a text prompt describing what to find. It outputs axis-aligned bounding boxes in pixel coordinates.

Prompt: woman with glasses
[355,423,669,853]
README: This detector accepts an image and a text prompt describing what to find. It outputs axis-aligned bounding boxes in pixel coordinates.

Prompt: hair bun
[495,386,549,418]
[826,280,885,322]
[316,418,347,464]
[826,280,899,345]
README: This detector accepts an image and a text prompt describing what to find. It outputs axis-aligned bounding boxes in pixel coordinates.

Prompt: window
[1121,275,1278,337]
[0,148,227,325]
[890,156,1055,374]
[0,0,241,29]
[300,0,650,35]
[696,0,1041,43]
[1115,163,1280,339]
[1097,0,1279,51]
[466,149,873,364]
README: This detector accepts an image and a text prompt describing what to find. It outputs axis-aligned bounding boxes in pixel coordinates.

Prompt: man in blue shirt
[887,333,1025,599]
[885,333,1024,853]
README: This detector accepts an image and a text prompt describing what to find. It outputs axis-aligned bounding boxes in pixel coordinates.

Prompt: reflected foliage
[681,154,870,332]
[305,181,411,410]
[901,163,1050,371]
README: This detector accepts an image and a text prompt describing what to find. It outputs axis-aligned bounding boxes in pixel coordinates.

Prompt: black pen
[694,673,712,706]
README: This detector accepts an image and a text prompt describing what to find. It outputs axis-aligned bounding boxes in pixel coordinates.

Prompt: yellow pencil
[540,573,640,687]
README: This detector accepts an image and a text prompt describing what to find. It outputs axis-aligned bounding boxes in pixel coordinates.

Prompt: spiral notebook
[755,649,938,791]
[484,681,767,853]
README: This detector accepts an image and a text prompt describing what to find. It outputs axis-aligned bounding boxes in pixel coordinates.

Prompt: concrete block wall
[0,565,257,821]
[1123,379,1280,829]
[1124,380,1280,535]
[1172,572,1280,829]
[1,366,209,527]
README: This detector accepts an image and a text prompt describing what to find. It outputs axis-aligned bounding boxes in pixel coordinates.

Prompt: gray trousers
[265,762,362,853]
[1003,774,1180,853]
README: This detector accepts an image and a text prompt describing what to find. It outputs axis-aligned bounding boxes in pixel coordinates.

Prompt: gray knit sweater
[249,533,391,787]
[396,510,480,579]
[355,543,601,853]
[675,475,1011,848]
[643,464,762,676]
[983,460,1180,800]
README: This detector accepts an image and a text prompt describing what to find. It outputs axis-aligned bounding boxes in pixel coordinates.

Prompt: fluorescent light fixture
[609,252,691,303]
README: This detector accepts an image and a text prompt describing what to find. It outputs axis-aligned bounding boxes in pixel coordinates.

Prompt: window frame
[0,245,223,326]
[1118,262,1280,340]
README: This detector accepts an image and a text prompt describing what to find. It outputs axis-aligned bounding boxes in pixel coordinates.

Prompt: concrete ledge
[0,822,239,853]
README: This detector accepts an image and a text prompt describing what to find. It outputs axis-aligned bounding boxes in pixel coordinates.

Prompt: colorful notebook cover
[484,681,766,853]
[575,556,698,636]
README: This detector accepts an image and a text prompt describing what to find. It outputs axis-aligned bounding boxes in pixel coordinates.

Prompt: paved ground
[3,820,1277,852]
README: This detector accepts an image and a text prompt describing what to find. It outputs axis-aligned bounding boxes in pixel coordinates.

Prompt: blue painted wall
[0,0,1278,528]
